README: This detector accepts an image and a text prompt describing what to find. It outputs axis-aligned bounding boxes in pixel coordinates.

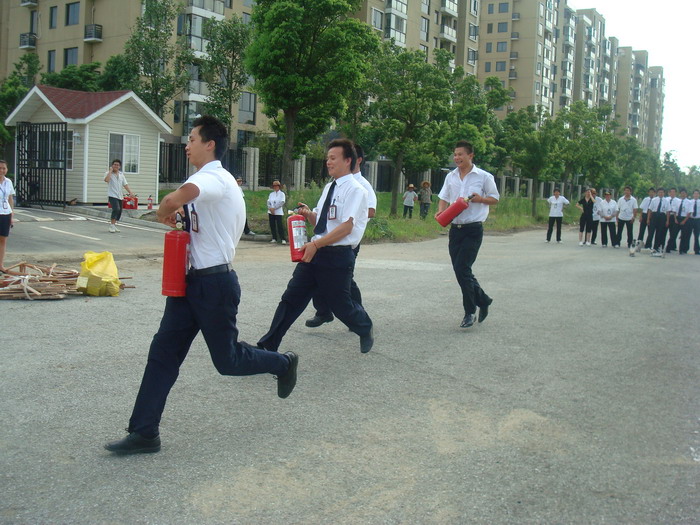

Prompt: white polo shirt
[677,198,691,218]
[547,195,569,217]
[598,198,618,222]
[684,199,700,219]
[668,197,683,215]
[438,165,500,224]
[649,196,670,214]
[106,171,128,199]
[184,160,245,269]
[267,190,285,216]
[592,196,603,220]
[312,173,368,248]
[616,196,638,221]
[353,171,377,211]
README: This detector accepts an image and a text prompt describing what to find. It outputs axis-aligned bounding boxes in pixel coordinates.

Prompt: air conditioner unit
[510,65,516,70]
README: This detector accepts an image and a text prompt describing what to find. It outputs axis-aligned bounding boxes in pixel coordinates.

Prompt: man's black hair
[455,140,474,154]
[193,115,228,160]
[327,138,357,172]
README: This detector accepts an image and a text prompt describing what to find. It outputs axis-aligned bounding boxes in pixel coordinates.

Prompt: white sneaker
[109,224,116,233]
[269,239,277,243]
[545,240,550,243]
[281,240,287,245]
[585,242,591,246]
[114,225,120,232]
[579,241,584,246]
[557,240,563,244]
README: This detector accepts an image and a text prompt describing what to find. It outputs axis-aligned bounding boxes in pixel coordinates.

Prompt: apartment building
[553,1,575,113]
[357,0,480,75]
[3,0,263,144]
[477,0,560,117]
[615,47,650,144]
[646,66,664,155]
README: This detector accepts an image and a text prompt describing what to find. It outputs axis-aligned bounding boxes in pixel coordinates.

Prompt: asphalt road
[1,215,699,524]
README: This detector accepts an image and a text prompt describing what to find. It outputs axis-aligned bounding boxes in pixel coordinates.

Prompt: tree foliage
[124,0,194,116]
[97,54,140,92]
[246,0,380,186]
[41,62,102,91]
[0,53,42,146]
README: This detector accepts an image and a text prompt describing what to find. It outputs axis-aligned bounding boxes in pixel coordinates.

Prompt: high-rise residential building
[646,66,664,155]
[477,0,560,117]
[615,47,649,144]
[554,1,576,113]
[357,0,480,75]
[573,8,604,108]
[2,0,264,144]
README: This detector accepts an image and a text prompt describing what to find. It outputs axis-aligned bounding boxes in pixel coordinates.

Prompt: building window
[242,12,251,24]
[469,23,478,40]
[495,61,506,71]
[498,2,509,13]
[471,0,479,15]
[30,10,39,33]
[385,14,406,44]
[173,101,181,124]
[47,50,56,73]
[421,0,430,14]
[49,6,58,29]
[65,2,79,26]
[387,0,408,15]
[468,49,478,65]
[238,92,256,125]
[420,44,429,58]
[484,62,491,72]
[420,17,429,41]
[487,23,493,33]
[109,133,140,174]
[63,47,78,67]
[485,42,492,53]
[497,22,507,32]
[497,41,507,52]
[371,8,384,31]
[243,0,253,6]
[488,3,494,14]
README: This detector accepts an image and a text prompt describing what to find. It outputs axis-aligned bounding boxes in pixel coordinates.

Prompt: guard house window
[238,92,256,125]
[497,22,507,32]
[49,6,58,29]
[47,50,56,73]
[420,18,429,41]
[65,2,80,26]
[64,47,78,67]
[371,8,384,31]
[109,133,140,174]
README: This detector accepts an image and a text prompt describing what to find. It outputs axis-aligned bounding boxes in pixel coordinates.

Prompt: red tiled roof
[36,85,131,119]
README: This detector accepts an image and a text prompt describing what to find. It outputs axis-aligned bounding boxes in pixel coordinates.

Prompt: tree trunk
[390,151,404,217]
[531,187,538,218]
[281,108,298,189]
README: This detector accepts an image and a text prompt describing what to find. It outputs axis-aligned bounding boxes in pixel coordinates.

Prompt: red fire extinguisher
[147,195,153,210]
[287,210,307,262]
[162,218,190,296]
[435,195,473,227]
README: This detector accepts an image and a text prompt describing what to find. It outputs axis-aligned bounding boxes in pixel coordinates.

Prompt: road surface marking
[86,217,165,233]
[40,226,101,241]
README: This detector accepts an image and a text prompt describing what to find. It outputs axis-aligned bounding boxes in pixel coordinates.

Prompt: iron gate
[15,122,68,207]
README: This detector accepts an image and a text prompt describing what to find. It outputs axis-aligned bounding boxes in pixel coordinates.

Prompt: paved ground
[1,225,699,524]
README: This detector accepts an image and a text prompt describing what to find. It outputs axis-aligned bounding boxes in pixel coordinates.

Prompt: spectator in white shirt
[267,180,286,245]
[545,188,569,243]
[615,186,638,248]
[598,190,619,247]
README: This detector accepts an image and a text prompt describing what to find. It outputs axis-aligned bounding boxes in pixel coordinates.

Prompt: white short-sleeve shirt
[353,171,377,211]
[592,196,603,220]
[547,195,569,217]
[267,190,285,216]
[639,196,652,213]
[438,165,500,224]
[184,160,245,269]
[0,178,15,215]
[312,174,368,248]
[598,199,618,222]
[616,196,638,221]
[106,171,128,199]
[649,196,670,214]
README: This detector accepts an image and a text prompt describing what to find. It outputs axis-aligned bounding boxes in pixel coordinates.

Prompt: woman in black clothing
[576,188,595,246]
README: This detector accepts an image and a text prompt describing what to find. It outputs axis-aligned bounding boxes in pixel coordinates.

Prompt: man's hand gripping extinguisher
[287,207,308,262]
[162,213,190,296]
[435,195,474,227]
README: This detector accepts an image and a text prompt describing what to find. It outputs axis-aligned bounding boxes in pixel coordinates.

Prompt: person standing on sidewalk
[576,188,595,246]
[104,116,297,455]
[104,160,134,233]
[0,160,15,272]
[267,180,286,244]
[545,188,569,243]
[257,138,374,354]
[615,186,638,248]
[437,140,499,329]
[590,188,603,245]
[419,181,433,219]
[402,184,418,218]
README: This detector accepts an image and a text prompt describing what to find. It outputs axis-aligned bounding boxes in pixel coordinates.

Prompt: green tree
[246,0,379,186]
[97,54,140,92]
[41,62,102,91]
[0,53,41,146]
[200,15,252,137]
[367,45,453,216]
[124,0,194,116]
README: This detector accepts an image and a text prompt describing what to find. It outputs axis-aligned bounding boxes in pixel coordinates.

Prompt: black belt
[319,245,351,251]
[188,263,233,276]
[451,222,482,229]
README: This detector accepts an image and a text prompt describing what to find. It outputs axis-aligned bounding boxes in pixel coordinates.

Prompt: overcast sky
[570,0,698,170]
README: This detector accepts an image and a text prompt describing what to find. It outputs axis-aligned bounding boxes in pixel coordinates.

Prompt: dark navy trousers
[258,246,372,352]
[448,223,491,316]
[128,270,289,438]
[311,244,362,317]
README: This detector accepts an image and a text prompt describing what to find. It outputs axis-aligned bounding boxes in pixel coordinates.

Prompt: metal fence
[15,122,67,207]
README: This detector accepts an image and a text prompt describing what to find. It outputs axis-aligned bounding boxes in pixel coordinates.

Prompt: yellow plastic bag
[76,251,122,297]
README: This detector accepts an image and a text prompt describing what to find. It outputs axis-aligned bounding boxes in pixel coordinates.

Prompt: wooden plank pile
[1,262,84,300]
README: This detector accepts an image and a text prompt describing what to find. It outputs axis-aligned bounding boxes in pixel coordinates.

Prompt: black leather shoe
[277,352,298,398]
[460,314,475,328]
[360,328,374,353]
[104,432,161,454]
[478,299,492,323]
[305,313,334,328]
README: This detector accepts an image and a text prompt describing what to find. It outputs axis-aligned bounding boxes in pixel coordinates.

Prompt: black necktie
[694,200,698,218]
[314,180,337,235]
[678,200,683,216]
[657,199,662,213]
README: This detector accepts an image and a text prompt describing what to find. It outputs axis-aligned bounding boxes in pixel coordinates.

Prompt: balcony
[386,0,408,18]
[187,0,225,15]
[439,25,457,43]
[84,24,103,43]
[20,0,38,6]
[440,0,458,18]
[511,32,519,39]
[19,33,37,49]
[508,70,517,79]
[512,12,520,20]
[510,51,519,59]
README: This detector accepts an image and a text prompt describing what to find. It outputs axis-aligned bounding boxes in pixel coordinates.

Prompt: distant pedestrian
[0,159,15,272]
[418,181,432,219]
[267,180,286,244]
[637,187,656,248]
[679,189,700,255]
[402,184,418,218]
[598,190,618,247]
[590,188,602,245]
[576,188,595,245]
[545,188,569,243]
[665,187,683,253]
[236,177,255,235]
[615,186,638,248]
[104,159,134,233]
[647,187,670,252]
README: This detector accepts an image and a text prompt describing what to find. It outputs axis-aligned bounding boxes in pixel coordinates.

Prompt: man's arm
[157,183,200,227]
[437,199,449,214]
[299,219,354,263]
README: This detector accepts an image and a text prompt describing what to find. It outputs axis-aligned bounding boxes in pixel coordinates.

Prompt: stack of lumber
[0,262,82,300]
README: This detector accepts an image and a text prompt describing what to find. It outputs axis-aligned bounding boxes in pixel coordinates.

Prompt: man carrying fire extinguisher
[437,140,499,329]
[257,138,374,355]
[105,116,298,455]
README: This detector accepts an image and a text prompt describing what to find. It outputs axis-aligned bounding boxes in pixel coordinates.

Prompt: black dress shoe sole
[304,316,334,328]
[104,444,161,454]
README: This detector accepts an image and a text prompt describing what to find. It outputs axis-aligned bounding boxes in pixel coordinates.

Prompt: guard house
[5,85,170,206]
